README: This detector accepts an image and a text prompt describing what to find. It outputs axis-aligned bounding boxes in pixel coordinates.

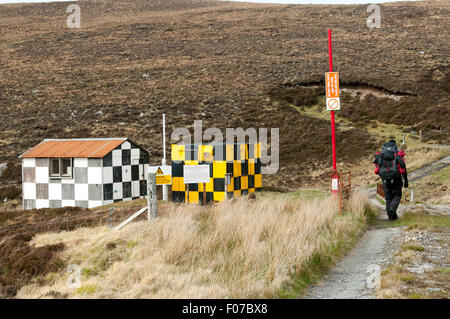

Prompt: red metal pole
[328,29,333,72]
[328,29,337,172]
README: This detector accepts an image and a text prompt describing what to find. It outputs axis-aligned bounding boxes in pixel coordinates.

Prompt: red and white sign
[327,98,340,110]
[325,72,340,111]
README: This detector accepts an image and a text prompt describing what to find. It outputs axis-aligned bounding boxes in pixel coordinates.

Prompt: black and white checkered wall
[22,140,149,210]
[101,141,149,205]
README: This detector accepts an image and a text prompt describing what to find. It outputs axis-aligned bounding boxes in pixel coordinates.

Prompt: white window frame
[49,158,73,179]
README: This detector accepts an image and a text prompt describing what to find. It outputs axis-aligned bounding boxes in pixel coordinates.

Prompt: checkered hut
[171,143,262,204]
[19,138,149,210]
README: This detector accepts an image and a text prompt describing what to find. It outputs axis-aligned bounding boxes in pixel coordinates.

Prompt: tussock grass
[18,191,372,299]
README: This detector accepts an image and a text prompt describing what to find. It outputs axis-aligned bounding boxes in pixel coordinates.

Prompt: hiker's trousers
[382,179,402,214]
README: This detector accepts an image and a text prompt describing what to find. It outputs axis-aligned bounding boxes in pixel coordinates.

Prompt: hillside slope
[0,0,448,189]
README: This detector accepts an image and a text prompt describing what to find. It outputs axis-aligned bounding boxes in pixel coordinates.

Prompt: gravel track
[303,155,449,299]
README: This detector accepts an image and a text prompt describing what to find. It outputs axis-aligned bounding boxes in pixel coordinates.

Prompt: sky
[0,0,420,4]
[223,0,418,3]
[0,0,74,3]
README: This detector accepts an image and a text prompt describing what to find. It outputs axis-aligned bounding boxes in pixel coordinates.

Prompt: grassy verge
[378,233,449,299]
[375,212,450,230]
[16,190,375,299]
[410,165,450,204]
[277,203,377,298]
[262,189,329,201]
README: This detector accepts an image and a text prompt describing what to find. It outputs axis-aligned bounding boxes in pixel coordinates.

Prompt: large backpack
[378,142,400,183]
[382,140,398,153]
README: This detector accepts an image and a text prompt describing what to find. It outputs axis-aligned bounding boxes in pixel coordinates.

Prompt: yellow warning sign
[149,166,172,185]
[156,175,172,185]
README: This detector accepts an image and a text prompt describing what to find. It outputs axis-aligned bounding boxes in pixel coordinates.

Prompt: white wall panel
[113,182,122,200]
[35,166,49,183]
[36,199,49,209]
[62,200,76,207]
[122,166,131,182]
[112,150,122,166]
[74,158,88,167]
[103,167,113,184]
[88,167,102,184]
[122,141,131,149]
[22,158,35,168]
[75,184,89,201]
[49,183,62,200]
[23,183,36,199]
[132,180,140,198]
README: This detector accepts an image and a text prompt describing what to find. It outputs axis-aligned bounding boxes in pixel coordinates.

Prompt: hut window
[50,158,73,178]
[50,159,60,177]
[61,159,72,177]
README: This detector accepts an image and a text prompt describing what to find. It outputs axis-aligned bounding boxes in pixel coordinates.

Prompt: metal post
[328,29,339,196]
[419,130,422,143]
[203,183,206,205]
[329,29,337,173]
[186,184,189,204]
[147,173,157,220]
[162,114,168,202]
[225,174,230,200]
[410,188,414,202]
[339,173,343,215]
[348,172,351,195]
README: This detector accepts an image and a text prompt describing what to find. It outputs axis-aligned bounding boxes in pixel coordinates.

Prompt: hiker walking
[373,140,408,221]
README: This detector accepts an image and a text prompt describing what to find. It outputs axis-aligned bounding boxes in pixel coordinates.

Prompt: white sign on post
[183,165,210,184]
[331,178,339,191]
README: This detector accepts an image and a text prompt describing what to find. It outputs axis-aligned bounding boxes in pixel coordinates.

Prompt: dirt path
[304,226,404,299]
[408,155,450,183]
[303,154,450,299]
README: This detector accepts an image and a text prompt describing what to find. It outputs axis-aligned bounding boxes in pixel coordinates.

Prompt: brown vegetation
[0,0,448,188]
[0,201,159,298]
[0,234,65,298]
[16,191,372,298]
[0,204,150,239]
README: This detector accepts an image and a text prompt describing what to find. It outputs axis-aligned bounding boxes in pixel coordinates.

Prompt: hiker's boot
[392,211,398,220]
[387,209,394,221]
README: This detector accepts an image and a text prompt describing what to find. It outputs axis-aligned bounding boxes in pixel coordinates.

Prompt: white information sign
[183,165,210,184]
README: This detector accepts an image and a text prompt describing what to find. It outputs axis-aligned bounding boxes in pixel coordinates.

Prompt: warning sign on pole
[148,166,172,185]
[325,72,340,111]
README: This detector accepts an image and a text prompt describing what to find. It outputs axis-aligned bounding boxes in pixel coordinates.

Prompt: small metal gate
[376,182,385,198]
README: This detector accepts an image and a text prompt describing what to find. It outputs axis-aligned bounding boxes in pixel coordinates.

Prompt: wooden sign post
[203,183,206,205]
[147,173,157,220]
